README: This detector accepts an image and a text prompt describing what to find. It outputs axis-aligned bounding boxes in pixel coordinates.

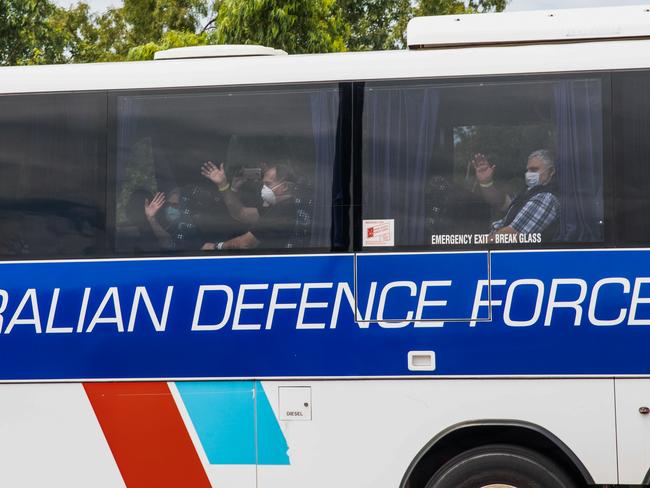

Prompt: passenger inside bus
[123,188,167,252]
[362,78,603,248]
[200,160,298,250]
[125,187,199,251]
[122,182,244,253]
[472,149,560,241]
[114,86,341,255]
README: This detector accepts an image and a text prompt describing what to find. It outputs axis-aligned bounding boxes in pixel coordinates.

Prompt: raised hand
[144,192,165,220]
[201,161,227,187]
[471,153,496,185]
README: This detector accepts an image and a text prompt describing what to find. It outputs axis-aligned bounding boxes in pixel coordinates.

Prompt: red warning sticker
[362,219,394,247]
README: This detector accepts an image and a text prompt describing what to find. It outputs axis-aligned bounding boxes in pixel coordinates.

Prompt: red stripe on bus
[84,382,211,488]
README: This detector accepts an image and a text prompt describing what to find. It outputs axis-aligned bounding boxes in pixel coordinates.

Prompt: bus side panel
[616,378,650,484]
[0,381,260,488]
[0,383,125,488]
[257,379,616,487]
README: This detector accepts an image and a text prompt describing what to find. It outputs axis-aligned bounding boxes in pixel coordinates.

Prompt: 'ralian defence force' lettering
[0,276,648,335]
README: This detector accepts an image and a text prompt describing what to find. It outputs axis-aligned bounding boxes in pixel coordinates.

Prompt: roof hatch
[407,5,650,49]
[154,44,288,60]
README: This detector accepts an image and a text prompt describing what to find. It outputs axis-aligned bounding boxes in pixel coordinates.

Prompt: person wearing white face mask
[472,149,560,241]
[200,160,297,250]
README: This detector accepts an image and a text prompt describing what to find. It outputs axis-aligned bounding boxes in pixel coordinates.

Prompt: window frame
[352,71,616,253]
[0,89,109,261]
[11,68,650,261]
[106,81,353,258]
[610,68,650,247]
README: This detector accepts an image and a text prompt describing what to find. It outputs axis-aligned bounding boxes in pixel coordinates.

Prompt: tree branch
[200,16,217,34]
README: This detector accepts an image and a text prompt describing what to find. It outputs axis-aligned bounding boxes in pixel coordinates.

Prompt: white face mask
[525,171,540,188]
[261,185,276,205]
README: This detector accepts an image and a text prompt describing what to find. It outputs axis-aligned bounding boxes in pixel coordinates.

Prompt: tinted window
[114,85,346,254]
[613,71,650,244]
[0,93,106,258]
[360,78,605,249]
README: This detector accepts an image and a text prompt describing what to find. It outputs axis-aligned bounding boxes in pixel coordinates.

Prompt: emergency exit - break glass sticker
[363,219,395,247]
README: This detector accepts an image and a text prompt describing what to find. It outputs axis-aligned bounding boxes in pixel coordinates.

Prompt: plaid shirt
[492,192,559,234]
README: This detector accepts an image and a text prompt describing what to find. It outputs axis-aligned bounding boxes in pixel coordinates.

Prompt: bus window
[0,93,106,258]
[114,85,345,255]
[613,71,650,244]
[360,78,605,249]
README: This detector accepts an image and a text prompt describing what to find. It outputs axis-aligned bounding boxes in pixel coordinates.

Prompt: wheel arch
[399,419,595,488]
[642,465,650,485]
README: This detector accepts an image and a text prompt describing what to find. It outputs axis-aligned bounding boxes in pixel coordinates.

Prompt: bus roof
[2,24,650,94]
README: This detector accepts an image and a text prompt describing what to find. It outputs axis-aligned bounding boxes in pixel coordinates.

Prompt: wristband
[479,180,494,188]
[217,242,224,250]
[218,183,230,192]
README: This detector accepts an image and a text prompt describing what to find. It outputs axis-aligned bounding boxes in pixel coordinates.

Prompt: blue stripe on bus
[256,382,290,465]
[0,250,650,378]
[176,381,289,466]
[177,381,256,465]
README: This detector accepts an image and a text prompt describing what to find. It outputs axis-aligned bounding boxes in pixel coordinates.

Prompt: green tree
[1,0,510,66]
[155,0,208,33]
[36,0,209,64]
[92,7,131,60]
[338,0,508,51]
[0,0,66,65]
[122,0,207,46]
[127,29,208,60]
[416,0,507,15]
[210,0,349,54]
[338,0,409,51]
[46,4,128,63]
[121,0,510,60]
[122,0,159,46]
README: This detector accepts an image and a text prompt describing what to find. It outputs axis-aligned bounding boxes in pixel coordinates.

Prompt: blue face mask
[165,206,181,223]
[525,171,540,188]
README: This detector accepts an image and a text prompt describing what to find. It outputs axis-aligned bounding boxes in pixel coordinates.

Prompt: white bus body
[0,6,650,488]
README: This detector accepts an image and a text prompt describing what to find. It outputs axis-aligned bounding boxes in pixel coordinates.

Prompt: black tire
[424,444,578,488]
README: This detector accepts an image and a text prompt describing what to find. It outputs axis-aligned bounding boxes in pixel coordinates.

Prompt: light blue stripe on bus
[176,381,289,465]
[255,381,290,465]
[177,381,255,464]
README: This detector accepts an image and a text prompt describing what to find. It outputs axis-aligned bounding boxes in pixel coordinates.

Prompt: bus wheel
[424,444,578,488]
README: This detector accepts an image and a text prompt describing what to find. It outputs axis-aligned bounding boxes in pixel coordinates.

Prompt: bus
[1,4,650,487]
